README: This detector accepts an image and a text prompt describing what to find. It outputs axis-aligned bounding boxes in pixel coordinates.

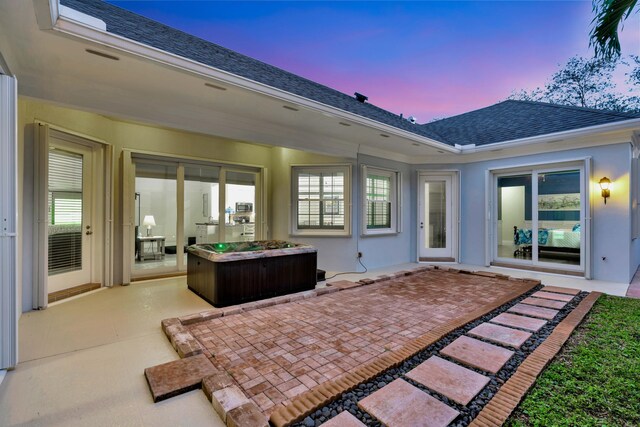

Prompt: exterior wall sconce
[599,177,611,204]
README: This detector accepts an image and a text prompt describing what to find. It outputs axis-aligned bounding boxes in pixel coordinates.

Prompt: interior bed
[513,225,580,258]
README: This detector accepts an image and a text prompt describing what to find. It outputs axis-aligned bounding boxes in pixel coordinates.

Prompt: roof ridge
[503,99,640,119]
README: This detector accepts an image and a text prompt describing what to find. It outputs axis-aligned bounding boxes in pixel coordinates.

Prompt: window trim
[361,165,400,236]
[291,164,352,236]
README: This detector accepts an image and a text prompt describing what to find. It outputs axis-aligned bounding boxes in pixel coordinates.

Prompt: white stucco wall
[16,98,638,314]
[414,142,636,283]
[269,149,415,273]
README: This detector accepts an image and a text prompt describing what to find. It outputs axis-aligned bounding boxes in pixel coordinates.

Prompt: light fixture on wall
[599,177,611,205]
[142,215,156,236]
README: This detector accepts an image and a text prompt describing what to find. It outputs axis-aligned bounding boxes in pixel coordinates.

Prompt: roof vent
[408,116,417,124]
[354,92,368,103]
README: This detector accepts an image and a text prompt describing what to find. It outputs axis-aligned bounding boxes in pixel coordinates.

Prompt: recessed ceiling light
[204,82,227,91]
[339,122,351,127]
[380,133,390,138]
[85,49,119,61]
[282,105,299,111]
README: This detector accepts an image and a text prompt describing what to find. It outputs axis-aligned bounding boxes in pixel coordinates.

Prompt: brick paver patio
[186,270,527,414]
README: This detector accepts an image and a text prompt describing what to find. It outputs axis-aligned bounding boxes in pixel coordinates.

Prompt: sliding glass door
[133,162,178,274]
[495,165,584,272]
[128,155,263,279]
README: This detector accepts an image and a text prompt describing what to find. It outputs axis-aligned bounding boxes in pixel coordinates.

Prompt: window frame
[361,165,401,236]
[291,164,352,236]
[632,136,640,239]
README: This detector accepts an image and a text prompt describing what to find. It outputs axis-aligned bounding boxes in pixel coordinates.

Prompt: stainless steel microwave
[235,202,253,213]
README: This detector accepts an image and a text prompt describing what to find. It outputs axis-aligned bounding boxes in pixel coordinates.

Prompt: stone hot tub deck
[146,266,545,426]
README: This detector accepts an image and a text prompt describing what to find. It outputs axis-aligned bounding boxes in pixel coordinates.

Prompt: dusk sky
[108,1,640,122]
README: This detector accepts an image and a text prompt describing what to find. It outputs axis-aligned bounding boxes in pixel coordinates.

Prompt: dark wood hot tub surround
[187,241,317,307]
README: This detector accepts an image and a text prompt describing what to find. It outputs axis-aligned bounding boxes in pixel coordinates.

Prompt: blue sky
[108,1,640,121]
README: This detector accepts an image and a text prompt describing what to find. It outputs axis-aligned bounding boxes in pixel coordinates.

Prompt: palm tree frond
[590,0,638,59]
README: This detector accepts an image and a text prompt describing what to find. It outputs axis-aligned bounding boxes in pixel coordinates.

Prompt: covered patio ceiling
[0,0,459,163]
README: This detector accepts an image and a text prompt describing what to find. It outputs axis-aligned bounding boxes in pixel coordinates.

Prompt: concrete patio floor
[0,277,223,427]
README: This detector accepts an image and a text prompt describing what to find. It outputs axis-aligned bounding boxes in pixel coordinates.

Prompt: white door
[419,175,455,261]
[47,139,94,292]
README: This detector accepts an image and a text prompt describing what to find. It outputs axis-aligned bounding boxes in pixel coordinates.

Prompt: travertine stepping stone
[522,296,567,310]
[509,303,559,320]
[144,354,217,402]
[490,313,547,332]
[320,411,366,426]
[441,336,514,374]
[542,285,580,295]
[405,356,490,405]
[358,379,459,427]
[468,323,532,348]
[531,291,574,302]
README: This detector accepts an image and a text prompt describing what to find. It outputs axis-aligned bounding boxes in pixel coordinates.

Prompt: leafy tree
[590,0,638,59]
[629,55,640,85]
[509,56,640,112]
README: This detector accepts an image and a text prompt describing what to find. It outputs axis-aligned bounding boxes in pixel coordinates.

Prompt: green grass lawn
[507,295,640,427]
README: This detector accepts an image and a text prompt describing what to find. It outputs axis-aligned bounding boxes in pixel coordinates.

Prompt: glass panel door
[537,170,582,267]
[495,167,584,271]
[133,162,177,274]
[184,165,220,267]
[47,144,93,292]
[497,174,533,262]
[223,170,257,242]
[419,175,453,259]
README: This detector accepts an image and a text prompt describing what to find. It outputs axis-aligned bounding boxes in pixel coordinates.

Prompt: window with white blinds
[48,149,83,275]
[291,165,351,236]
[362,166,400,235]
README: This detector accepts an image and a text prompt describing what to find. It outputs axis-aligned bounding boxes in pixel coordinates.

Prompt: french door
[33,124,110,309]
[493,164,586,273]
[418,173,458,261]
[47,139,95,292]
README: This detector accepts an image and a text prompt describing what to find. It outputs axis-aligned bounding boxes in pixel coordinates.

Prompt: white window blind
[292,165,351,236]
[48,149,83,225]
[48,149,83,274]
[362,166,399,235]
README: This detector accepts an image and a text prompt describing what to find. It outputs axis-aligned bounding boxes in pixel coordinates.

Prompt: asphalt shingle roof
[421,100,640,146]
[61,0,444,141]
[61,1,640,148]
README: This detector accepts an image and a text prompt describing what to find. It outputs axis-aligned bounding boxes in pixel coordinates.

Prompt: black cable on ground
[324,257,368,280]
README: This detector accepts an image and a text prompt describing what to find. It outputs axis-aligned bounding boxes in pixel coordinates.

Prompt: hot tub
[186,241,317,307]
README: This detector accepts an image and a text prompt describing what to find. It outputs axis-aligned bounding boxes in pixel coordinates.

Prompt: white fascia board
[461,119,640,154]
[0,52,12,77]
[58,5,106,31]
[47,3,459,154]
[33,0,59,30]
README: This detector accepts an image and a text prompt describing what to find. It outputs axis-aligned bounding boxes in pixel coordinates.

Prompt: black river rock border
[293,284,587,427]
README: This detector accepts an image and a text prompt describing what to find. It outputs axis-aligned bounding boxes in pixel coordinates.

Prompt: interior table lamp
[142,215,156,236]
